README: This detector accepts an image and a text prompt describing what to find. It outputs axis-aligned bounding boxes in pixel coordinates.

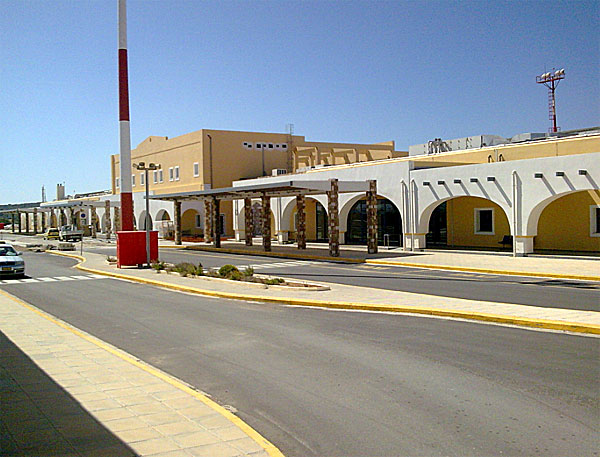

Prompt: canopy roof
[149,180,372,202]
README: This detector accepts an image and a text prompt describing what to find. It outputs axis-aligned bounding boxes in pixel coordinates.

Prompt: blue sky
[1,0,598,203]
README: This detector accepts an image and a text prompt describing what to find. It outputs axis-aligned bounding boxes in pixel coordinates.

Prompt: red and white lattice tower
[536,68,565,134]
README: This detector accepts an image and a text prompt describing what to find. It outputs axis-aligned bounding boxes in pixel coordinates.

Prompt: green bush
[242,266,254,277]
[218,264,239,278]
[229,270,243,281]
[174,262,199,277]
[196,262,204,276]
[151,261,166,271]
[263,277,285,285]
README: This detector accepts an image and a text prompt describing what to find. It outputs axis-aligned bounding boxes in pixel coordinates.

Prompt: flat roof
[150,180,371,201]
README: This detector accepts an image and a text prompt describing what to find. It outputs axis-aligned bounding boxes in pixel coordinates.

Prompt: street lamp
[133,162,161,267]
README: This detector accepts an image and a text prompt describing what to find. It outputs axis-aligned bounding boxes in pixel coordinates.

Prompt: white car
[0,244,25,278]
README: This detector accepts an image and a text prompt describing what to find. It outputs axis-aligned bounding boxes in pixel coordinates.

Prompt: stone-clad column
[59,209,65,227]
[41,211,46,231]
[262,195,271,252]
[104,201,111,239]
[204,200,212,243]
[11,213,15,233]
[327,179,339,257]
[367,179,378,254]
[244,198,253,246]
[174,200,182,245]
[18,211,22,233]
[33,208,38,235]
[25,212,30,234]
[91,207,98,238]
[296,195,306,250]
[114,207,121,232]
[213,198,221,248]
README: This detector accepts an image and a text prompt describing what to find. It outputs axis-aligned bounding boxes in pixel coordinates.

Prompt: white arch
[155,208,171,222]
[138,210,153,230]
[525,189,597,236]
[418,195,512,235]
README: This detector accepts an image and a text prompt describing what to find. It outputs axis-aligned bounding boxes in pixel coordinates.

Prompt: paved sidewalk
[172,240,600,281]
[68,251,599,335]
[0,290,279,457]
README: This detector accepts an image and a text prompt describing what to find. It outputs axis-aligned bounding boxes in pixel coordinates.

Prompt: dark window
[346,198,402,246]
[478,209,493,233]
[595,207,600,234]
[269,144,273,148]
[427,202,447,246]
[316,202,328,242]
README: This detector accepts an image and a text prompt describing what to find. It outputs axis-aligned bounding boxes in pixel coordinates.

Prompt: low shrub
[228,270,243,281]
[151,261,166,272]
[174,262,199,277]
[263,277,285,285]
[218,264,239,278]
[242,266,254,277]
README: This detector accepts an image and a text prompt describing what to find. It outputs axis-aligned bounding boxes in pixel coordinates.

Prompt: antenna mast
[536,68,565,133]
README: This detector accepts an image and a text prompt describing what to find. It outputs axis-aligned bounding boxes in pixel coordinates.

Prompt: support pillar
[104,201,111,239]
[25,212,30,234]
[296,195,306,250]
[41,211,46,231]
[91,207,98,238]
[33,208,38,235]
[404,233,426,250]
[261,195,271,252]
[114,207,121,232]
[174,200,182,245]
[11,213,15,233]
[213,197,221,248]
[366,179,378,254]
[204,200,212,243]
[59,209,65,227]
[18,212,22,233]
[514,236,534,257]
[327,179,339,257]
[244,198,253,246]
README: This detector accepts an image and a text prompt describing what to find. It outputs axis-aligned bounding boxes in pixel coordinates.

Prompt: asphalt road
[86,245,600,311]
[2,251,598,456]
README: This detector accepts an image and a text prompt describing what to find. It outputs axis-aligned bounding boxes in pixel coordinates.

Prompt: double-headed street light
[133,162,161,267]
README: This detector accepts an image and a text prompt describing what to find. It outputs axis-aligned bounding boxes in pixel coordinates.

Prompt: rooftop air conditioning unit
[272,169,288,176]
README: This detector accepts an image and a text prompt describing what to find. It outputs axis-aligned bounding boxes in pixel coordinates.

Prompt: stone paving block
[139,411,185,426]
[172,430,222,447]
[103,416,149,432]
[116,393,155,407]
[151,389,191,401]
[82,397,122,412]
[162,395,198,410]
[114,426,163,443]
[199,414,236,430]
[154,419,203,436]
[127,401,172,416]
[177,406,221,421]
[211,425,252,442]
[187,442,244,457]
[228,436,267,454]
[92,406,136,422]
[130,436,181,455]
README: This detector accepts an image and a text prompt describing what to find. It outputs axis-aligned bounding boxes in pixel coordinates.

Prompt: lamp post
[133,162,161,267]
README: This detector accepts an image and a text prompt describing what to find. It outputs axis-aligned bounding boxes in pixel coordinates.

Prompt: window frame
[174,166,180,181]
[474,207,495,235]
[193,162,199,177]
[159,169,164,183]
[140,172,145,186]
[590,205,600,237]
[115,177,120,189]
[168,167,174,182]
[131,174,135,187]
[153,170,158,184]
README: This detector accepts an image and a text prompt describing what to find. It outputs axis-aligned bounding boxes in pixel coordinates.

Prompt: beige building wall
[111,129,405,236]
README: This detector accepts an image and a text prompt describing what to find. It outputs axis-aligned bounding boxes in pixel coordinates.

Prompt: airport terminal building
[10,126,598,256]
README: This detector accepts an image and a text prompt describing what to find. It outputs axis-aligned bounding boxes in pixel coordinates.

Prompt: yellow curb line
[366,259,600,282]
[49,251,600,335]
[35,252,286,457]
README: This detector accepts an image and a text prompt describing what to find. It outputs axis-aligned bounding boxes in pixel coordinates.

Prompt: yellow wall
[181,209,202,236]
[446,196,510,248]
[535,190,600,252]
[288,198,323,241]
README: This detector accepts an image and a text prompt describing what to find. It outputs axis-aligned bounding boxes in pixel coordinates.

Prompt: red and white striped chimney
[118,0,134,231]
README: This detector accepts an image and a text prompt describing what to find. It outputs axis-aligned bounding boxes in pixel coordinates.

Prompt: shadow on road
[0,331,138,456]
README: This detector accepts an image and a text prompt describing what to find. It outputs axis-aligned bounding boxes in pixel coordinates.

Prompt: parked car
[59,225,83,241]
[44,228,60,240]
[0,244,25,278]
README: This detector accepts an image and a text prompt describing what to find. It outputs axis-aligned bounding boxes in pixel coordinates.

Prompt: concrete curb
[48,251,600,335]
[182,245,364,263]
[366,259,600,282]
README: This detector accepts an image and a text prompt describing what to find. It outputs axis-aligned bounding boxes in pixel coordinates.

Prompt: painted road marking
[0,275,108,285]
